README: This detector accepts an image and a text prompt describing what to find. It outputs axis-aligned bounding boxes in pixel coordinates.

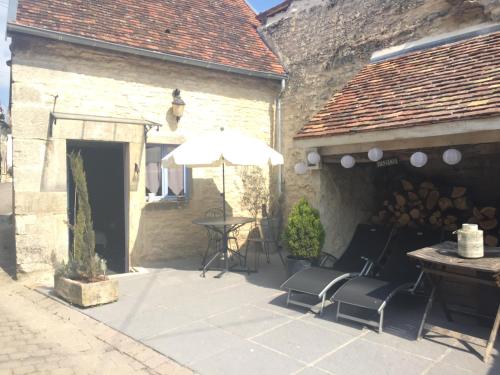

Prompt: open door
[67,141,127,274]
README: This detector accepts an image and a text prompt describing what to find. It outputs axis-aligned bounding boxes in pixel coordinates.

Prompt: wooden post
[484,304,500,362]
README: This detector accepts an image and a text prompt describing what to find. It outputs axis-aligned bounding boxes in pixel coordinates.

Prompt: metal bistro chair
[200,207,245,268]
[200,208,224,268]
[245,216,286,271]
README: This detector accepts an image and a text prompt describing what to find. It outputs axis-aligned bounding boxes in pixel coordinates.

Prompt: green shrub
[283,198,325,259]
[55,152,107,282]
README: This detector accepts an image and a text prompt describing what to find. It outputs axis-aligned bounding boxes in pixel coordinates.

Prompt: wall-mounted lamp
[294,162,308,175]
[171,89,186,123]
[294,149,322,175]
[307,150,321,165]
[410,151,428,168]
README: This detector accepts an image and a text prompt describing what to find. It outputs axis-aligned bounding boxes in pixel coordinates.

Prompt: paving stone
[192,341,304,375]
[315,338,433,375]
[144,321,245,366]
[206,305,292,339]
[252,319,355,363]
[295,366,333,375]
[425,361,475,375]
[438,341,499,375]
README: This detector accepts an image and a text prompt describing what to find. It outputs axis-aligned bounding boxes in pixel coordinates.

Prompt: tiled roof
[296,31,500,139]
[11,0,285,77]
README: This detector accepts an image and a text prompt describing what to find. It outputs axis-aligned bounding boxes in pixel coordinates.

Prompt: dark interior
[67,141,126,274]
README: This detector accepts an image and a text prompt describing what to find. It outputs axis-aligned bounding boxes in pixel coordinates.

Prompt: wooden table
[408,241,500,362]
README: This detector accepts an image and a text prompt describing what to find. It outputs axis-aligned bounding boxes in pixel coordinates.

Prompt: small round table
[193,216,254,277]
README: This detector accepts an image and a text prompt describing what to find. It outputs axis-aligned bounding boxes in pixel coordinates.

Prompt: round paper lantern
[410,152,428,168]
[307,151,321,165]
[341,155,356,169]
[368,147,384,162]
[294,162,308,175]
[442,148,462,166]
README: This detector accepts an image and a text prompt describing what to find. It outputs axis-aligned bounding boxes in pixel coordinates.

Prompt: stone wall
[261,0,500,256]
[10,35,280,275]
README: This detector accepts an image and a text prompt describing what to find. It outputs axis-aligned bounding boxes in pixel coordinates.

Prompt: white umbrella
[162,127,284,274]
[162,128,284,168]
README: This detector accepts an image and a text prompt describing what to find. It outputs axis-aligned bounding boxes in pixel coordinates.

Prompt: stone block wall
[10,35,280,275]
[261,0,500,256]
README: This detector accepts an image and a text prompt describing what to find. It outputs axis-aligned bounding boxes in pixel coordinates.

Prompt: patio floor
[76,254,499,375]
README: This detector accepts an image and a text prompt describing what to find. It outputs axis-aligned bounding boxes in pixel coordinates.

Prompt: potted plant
[54,152,118,308]
[283,198,325,277]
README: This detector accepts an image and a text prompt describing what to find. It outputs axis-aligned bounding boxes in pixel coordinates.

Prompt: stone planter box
[54,276,118,307]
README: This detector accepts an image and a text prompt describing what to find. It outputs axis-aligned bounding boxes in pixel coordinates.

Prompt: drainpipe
[276,78,286,195]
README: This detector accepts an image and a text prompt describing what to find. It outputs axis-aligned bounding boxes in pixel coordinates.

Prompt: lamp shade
[443,148,462,165]
[368,147,383,162]
[307,151,321,165]
[410,152,428,168]
[341,155,356,169]
[294,162,308,175]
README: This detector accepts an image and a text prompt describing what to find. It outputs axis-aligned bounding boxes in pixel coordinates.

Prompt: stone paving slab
[60,255,499,375]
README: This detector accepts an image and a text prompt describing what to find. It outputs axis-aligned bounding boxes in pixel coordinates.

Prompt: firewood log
[444,215,458,225]
[453,197,468,211]
[420,181,435,190]
[401,180,414,192]
[480,207,497,219]
[408,192,419,202]
[426,190,440,210]
[473,207,484,221]
[409,208,420,220]
[479,219,498,231]
[418,188,429,199]
[443,223,458,232]
[485,235,499,247]
[394,193,406,207]
[398,213,411,226]
[438,197,453,212]
[451,186,467,198]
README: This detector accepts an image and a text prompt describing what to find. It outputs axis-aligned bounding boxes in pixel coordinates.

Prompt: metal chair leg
[378,309,384,334]
[320,294,327,316]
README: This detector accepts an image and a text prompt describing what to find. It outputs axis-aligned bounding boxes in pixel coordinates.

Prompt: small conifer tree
[56,152,106,282]
[283,198,325,259]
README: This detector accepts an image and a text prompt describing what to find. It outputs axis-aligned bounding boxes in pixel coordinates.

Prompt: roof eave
[293,116,500,150]
[7,23,288,81]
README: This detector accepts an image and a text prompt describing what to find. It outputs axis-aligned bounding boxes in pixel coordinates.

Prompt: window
[146,144,189,201]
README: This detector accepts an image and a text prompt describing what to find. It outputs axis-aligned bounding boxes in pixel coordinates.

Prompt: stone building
[259,0,500,256]
[6,0,286,277]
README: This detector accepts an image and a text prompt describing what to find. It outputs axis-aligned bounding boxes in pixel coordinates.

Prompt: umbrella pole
[222,161,228,273]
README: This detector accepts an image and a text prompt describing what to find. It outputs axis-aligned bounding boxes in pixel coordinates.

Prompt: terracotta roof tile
[296,31,500,139]
[11,0,285,77]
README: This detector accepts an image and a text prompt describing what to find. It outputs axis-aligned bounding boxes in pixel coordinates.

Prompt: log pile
[371,179,499,246]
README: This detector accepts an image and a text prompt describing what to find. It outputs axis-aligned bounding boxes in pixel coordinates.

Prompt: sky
[0,0,283,112]
[0,0,9,109]
[248,0,283,12]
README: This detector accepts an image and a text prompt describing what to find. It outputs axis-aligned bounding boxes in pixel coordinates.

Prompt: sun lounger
[281,224,395,315]
[332,228,442,333]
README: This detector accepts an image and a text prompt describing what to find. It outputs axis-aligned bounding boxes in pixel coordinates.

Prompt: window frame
[146,143,189,202]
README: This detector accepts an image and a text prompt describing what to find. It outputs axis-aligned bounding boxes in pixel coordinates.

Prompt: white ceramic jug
[457,223,484,259]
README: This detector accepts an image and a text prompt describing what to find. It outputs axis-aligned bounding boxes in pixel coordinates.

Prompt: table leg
[484,304,500,362]
[418,285,436,340]
[435,275,453,322]
[201,250,223,277]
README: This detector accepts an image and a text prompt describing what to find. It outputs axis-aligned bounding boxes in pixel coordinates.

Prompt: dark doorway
[67,141,127,274]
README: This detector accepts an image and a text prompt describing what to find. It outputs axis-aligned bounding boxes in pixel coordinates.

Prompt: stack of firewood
[371,179,499,246]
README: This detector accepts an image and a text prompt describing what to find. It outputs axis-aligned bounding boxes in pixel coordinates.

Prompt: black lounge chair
[281,224,395,315]
[332,228,442,333]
